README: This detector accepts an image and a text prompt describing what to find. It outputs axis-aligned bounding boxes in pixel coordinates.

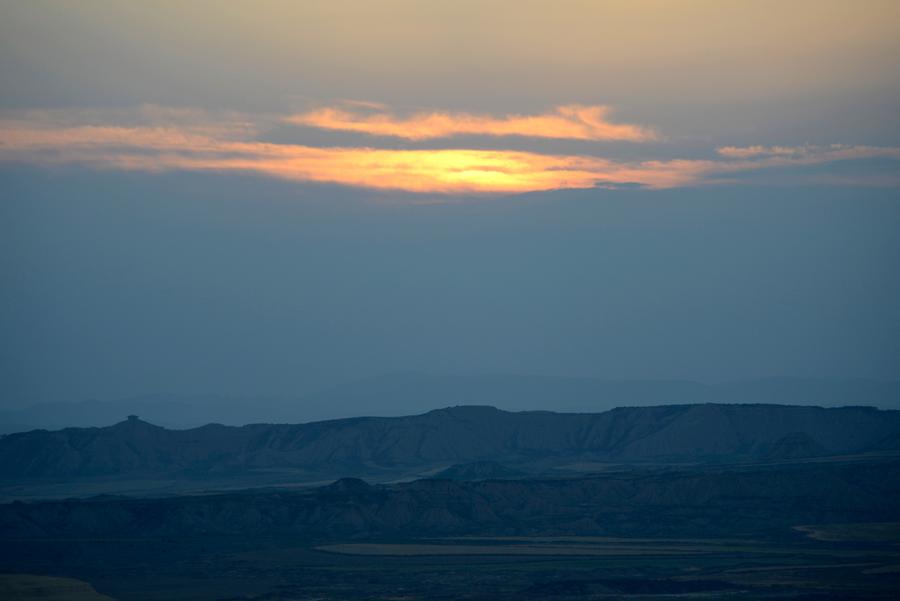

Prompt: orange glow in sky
[288,104,657,142]
[2,112,899,194]
[0,119,677,193]
[2,2,898,196]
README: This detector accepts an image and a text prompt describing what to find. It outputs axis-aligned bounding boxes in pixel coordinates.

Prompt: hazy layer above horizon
[2,173,899,409]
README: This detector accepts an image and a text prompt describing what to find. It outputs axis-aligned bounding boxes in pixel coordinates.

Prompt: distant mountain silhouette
[309,374,900,415]
[2,404,898,479]
[3,375,898,433]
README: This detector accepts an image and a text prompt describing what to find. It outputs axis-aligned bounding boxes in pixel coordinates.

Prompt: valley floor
[3,529,900,600]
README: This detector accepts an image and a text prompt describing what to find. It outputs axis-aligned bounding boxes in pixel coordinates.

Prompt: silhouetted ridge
[1,404,898,478]
[426,405,504,418]
[110,415,163,430]
[4,377,898,434]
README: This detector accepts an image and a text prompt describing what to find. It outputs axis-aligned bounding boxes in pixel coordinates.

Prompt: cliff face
[2,461,899,539]
[1,404,898,478]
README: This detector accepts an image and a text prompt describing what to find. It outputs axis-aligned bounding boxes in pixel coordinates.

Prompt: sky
[1,1,899,407]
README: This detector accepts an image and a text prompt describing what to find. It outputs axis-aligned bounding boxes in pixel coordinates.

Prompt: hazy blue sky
[1,1,899,406]
[3,167,898,405]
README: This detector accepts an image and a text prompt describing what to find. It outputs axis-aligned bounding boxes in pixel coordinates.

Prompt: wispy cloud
[0,121,681,193]
[1,108,897,195]
[717,144,900,161]
[286,104,658,142]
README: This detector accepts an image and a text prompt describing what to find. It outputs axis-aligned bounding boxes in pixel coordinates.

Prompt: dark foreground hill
[2,404,899,480]
[3,461,900,540]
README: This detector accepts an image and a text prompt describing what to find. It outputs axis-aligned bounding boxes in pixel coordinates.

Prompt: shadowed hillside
[3,461,899,540]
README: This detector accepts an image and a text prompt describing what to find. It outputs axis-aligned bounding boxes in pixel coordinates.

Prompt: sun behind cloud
[2,107,899,194]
